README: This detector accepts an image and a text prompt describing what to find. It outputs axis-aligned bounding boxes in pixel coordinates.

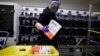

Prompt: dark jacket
[38,7,59,47]
[39,7,57,25]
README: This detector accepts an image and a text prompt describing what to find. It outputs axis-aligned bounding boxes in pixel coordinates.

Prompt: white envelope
[44,20,62,40]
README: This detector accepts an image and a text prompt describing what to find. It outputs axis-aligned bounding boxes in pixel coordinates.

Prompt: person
[35,0,61,48]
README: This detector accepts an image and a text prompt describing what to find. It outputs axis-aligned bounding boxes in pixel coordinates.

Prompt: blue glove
[42,25,49,32]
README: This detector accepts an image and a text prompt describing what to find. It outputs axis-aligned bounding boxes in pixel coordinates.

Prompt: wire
[89,30,100,34]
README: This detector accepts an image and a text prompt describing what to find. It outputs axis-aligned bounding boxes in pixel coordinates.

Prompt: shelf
[58,45,100,48]
[19,25,36,28]
[58,17,100,22]
[18,14,100,46]
[59,35,87,38]
[58,18,88,22]
[62,27,88,30]
[91,27,100,29]
[19,16,39,20]
[19,34,40,36]
[19,16,38,19]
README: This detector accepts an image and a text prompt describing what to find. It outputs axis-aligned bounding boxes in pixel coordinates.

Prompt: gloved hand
[42,25,49,32]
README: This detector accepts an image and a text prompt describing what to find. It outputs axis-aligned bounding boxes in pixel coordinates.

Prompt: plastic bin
[0,45,32,56]
[0,45,59,56]
[27,45,59,56]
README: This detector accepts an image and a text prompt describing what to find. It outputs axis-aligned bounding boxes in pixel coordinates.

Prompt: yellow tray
[27,45,59,56]
[0,45,59,56]
[0,45,32,56]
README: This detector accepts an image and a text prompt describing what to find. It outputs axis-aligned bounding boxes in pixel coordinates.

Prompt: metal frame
[0,31,9,48]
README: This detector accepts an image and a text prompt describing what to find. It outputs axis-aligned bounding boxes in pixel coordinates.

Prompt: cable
[89,30,100,34]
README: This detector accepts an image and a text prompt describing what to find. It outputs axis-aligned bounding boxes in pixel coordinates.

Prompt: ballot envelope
[44,20,62,40]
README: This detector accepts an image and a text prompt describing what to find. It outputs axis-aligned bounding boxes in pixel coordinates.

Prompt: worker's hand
[42,25,49,32]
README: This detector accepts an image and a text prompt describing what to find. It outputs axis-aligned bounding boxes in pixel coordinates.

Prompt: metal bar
[89,51,95,56]
[0,44,3,48]
[0,31,9,48]
[90,40,100,45]
[86,3,93,56]
[74,38,83,48]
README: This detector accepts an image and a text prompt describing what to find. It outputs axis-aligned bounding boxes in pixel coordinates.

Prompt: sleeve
[38,7,51,25]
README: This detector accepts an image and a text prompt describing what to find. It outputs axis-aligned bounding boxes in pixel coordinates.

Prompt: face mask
[50,3,60,13]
